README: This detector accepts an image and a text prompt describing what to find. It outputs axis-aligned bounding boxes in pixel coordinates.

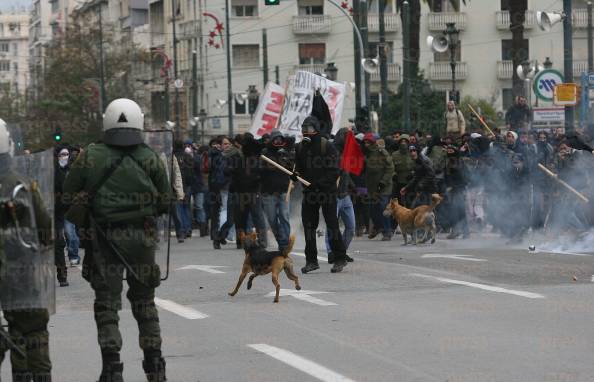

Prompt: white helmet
[0,118,14,156]
[102,98,144,146]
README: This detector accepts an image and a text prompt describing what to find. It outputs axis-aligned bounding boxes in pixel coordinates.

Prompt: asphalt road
[3,230,594,382]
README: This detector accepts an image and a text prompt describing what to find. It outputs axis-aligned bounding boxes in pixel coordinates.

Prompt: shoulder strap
[321,137,327,155]
[87,154,126,201]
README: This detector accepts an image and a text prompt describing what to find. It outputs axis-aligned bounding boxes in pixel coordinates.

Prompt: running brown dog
[228,232,300,303]
[383,194,442,245]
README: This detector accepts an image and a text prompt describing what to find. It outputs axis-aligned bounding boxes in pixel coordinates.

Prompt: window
[232,0,258,17]
[299,43,325,64]
[430,0,460,12]
[234,94,259,115]
[232,44,259,68]
[50,0,59,13]
[502,88,514,110]
[0,24,4,37]
[0,61,10,71]
[12,43,17,56]
[500,0,510,11]
[501,39,528,61]
[368,0,393,13]
[298,0,324,15]
[0,43,8,53]
[434,40,461,62]
[369,41,394,63]
[13,62,17,74]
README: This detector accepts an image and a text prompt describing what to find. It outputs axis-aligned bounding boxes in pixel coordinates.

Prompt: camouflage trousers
[86,225,163,358]
[0,309,51,381]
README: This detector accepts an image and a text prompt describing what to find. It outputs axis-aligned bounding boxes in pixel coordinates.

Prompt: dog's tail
[282,234,296,257]
[430,194,442,210]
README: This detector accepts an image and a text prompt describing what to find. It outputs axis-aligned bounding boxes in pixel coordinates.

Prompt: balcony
[178,20,200,39]
[495,10,536,30]
[427,12,466,31]
[151,31,165,48]
[497,60,513,79]
[367,13,400,33]
[293,64,326,74]
[428,61,468,81]
[573,60,589,78]
[572,8,590,29]
[370,63,401,82]
[292,15,332,34]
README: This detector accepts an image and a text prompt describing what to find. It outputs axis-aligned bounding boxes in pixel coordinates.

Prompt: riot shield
[144,130,174,281]
[0,150,55,314]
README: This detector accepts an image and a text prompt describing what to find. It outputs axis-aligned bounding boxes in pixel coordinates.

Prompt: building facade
[0,13,29,102]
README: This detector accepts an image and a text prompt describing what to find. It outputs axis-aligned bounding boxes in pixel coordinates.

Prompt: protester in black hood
[310,90,333,138]
[295,115,349,273]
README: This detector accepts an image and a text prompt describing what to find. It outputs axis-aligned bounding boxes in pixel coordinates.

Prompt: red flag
[340,130,364,176]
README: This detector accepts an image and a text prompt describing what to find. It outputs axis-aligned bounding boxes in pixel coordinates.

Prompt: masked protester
[444,145,470,239]
[400,145,437,208]
[260,130,293,252]
[391,134,415,206]
[54,147,70,286]
[64,99,171,382]
[0,119,54,381]
[295,116,348,273]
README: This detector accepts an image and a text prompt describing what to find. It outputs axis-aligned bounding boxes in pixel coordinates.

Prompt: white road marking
[265,289,338,306]
[177,265,227,274]
[291,252,328,263]
[154,298,208,319]
[248,344,356,382]
[422,254,486,262]
[536,249,592,257]
[410,273,545,299]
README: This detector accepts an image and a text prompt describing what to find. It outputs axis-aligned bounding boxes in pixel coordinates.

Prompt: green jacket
[428,146,447,177]
[63,143,171,225]
[364,144,394,196]
[392,149,415,185]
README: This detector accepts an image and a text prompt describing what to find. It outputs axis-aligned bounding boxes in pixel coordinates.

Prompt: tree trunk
[510,0,528,96]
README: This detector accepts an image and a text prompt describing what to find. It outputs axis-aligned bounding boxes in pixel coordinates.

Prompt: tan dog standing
[383,194,442,245]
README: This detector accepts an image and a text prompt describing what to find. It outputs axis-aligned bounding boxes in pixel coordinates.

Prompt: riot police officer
[0,119,54,382]
[64,99,171,382]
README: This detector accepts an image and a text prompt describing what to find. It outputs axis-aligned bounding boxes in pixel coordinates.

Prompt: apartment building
[0,13,29,102]
[150,0,593,138]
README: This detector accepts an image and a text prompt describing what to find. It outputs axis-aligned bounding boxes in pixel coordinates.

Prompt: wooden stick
[261,155,311,187]
[537,163,589,203]
[467,104,495,137]
[285,164,296,202]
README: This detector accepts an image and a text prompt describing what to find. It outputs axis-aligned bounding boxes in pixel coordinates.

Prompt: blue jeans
[370,194,391,236]
[193,192,206,224]
[64,219,80,261]
[325,195,356,253]
[261,193,291,250]
[176,201,192,236]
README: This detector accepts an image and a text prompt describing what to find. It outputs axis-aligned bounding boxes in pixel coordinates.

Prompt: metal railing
[495,10,536,30]
[367,13,400,33]
[573,60,589,78]
[370,63,401,82]
[427,12,466,31]
[497,60,513,79]
[293,63,327,74]
[572,8,590,29]
[292,15,332,34]
[428,61,468,80]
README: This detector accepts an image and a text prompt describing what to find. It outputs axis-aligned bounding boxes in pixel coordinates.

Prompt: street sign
[533,107,565,123]
[174,79,184,89]
[554,83,578,106]
[534,69,564,101]
[211,117,221,129]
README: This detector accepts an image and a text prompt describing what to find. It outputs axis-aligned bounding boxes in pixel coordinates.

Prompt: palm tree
[396,0,466,77]
[509,0,528,96]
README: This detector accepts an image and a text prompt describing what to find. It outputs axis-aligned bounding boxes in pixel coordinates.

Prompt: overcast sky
[0,0,31,13]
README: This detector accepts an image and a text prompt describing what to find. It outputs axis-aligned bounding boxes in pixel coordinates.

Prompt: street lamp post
[445,22,460,103]
[247,85,260,121]
[198,108,207,144]
[324,62,338,81]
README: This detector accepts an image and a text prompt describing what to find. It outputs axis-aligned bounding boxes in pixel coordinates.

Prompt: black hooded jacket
[260,132,292,194]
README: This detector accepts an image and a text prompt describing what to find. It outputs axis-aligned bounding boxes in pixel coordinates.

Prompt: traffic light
[53,129,62,142]
[264,0,280,5]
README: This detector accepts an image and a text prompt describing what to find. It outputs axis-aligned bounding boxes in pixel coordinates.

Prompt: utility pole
[262,28,269,87]
[402,0,411,131]
[192,50,198,141]
[198,0,205,109]
[378,0,388,132]
[97,0,107,113]
[588,1,593,72]
[171,0,181,134]
[225,0,234,137]
[352,0,362,122]
[563,0,574,132]
[360,0,370,117]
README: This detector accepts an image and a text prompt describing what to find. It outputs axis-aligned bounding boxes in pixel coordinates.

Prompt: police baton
[0,325,26,358]
[260,155,311,187]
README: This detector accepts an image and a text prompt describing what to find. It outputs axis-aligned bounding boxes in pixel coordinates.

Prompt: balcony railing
[497,60,513,80]
[292,15,332,34]
[428,61,468,81]
[573,60,589,78]
[367,13,400,33]
[572,9,590,29]
[427,12,467,31]
[370,63,401,82]
[293,63,326,74]
[495,10,536,30]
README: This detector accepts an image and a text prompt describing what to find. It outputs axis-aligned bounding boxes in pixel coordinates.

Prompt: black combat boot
[143,352,167,382]
[199,223,208,237]
[32,373,52,382]
[98,353,123,382]
[12,371,33,382]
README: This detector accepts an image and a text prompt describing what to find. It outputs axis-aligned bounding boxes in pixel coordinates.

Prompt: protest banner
[248,82,285,138]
